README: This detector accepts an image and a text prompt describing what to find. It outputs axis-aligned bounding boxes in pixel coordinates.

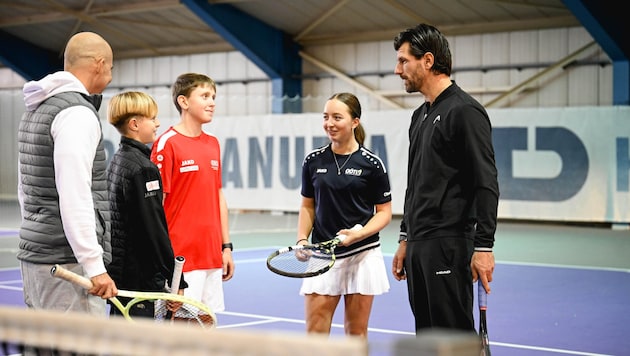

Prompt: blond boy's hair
[108,91,158,134]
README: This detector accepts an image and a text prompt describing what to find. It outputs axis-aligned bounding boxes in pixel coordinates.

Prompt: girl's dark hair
[393,23,452,76]
[328,92,365,145]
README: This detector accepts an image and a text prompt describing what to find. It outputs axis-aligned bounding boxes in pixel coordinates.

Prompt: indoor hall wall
[109,51,271,118]
[0,26,613,119]
[0,26,616,199]
[0,85,22,200]
[301,26,612,112]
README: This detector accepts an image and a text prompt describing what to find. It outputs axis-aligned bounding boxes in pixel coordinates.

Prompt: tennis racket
[478,282,491,355]
[163,255,185,320]
[266,224,362,278]
[50,264,217,329]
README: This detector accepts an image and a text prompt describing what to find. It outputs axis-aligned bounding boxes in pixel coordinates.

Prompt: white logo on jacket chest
[344,168,362,176]
[180,159,199,173]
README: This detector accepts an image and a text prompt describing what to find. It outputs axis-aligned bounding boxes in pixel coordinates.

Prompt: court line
[490,341,614,356]
[2,253,626,274]
[496,260,630,273]
[216,319,281,329]
[217,311,606,356]
[238,247,630,272]
[0,274,22,293]
[0,261,622,356]
[217,310,414,336]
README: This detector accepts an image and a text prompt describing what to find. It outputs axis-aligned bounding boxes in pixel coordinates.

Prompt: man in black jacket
[391,23,500,333]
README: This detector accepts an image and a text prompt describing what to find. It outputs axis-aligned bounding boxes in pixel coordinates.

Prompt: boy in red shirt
[151,73,234,312]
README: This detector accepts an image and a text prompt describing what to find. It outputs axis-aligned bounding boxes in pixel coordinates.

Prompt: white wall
[0,26,612,114]
[96,107,630,223]
[300,27,612,112]
[0,26,618,218]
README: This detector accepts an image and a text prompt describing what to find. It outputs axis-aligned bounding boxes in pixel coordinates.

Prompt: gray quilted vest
[17,91,111,265]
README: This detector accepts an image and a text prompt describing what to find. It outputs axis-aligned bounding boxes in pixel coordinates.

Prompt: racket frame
[266,224,363,278]
[50,264,217,328]
[266,238,339,278]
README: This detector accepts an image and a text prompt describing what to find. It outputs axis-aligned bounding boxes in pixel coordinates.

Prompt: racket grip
[51,264,94,290]
[170,256,185,294]
[477,282,488,309]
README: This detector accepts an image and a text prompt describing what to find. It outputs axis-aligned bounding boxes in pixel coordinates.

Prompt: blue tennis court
[2,219,629,356]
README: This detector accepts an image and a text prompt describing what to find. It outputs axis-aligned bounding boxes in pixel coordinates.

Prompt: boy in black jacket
[106,91,187,317]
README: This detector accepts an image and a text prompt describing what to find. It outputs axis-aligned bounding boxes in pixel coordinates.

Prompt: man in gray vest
[17,32,118,317]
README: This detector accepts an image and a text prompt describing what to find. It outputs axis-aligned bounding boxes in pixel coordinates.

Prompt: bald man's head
[63,32,114,94]
[64,32,112,70]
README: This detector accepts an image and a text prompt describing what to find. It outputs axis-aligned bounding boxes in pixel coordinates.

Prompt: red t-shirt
[151,127,223,271]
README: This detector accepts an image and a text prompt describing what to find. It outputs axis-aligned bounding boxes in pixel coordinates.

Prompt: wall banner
[102,106,630,223]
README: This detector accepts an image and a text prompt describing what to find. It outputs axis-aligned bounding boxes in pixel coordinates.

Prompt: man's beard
[404,80,418,93]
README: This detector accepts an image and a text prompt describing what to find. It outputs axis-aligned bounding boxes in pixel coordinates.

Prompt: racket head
[266,239,339,278]
[51,264,217,329]
[154,296,217,329]
[115,289,217,329]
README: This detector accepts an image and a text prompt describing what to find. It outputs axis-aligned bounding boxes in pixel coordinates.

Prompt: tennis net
[0,306,482,356]
[0,306,367,356]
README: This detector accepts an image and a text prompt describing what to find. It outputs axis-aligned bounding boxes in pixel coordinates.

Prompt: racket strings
[267,247,334,276]
[154,300,216,328]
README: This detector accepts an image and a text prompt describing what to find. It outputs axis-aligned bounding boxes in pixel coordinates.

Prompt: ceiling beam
[0,0,180,27]
[297,15,580,46]
[299,50,403,110]
[0,30,61,80]
[293,0,350,41]
[485,41,597,108]
[115,43,234,59]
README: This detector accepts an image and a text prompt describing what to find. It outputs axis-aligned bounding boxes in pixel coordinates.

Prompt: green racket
[50,264,217,329]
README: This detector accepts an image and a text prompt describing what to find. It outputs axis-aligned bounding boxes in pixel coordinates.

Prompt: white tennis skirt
[299,246,390,296]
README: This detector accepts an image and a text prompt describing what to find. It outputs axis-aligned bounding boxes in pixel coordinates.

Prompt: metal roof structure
[0,0,627,106]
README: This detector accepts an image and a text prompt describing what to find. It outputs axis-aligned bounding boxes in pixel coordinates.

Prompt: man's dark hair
[394,24,452,76]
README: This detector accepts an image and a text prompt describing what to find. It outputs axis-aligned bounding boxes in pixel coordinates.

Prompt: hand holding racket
[51,264,217,329]
[478,282,491,355]
[266,224,362,278]
[164,256,185,320]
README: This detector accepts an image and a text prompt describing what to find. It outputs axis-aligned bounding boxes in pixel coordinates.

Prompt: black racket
[478,282,491,355]
[266,224,362,278]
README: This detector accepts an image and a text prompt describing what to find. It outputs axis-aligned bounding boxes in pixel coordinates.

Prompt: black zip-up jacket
[107,136,186,292]
[400,82,499,249]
